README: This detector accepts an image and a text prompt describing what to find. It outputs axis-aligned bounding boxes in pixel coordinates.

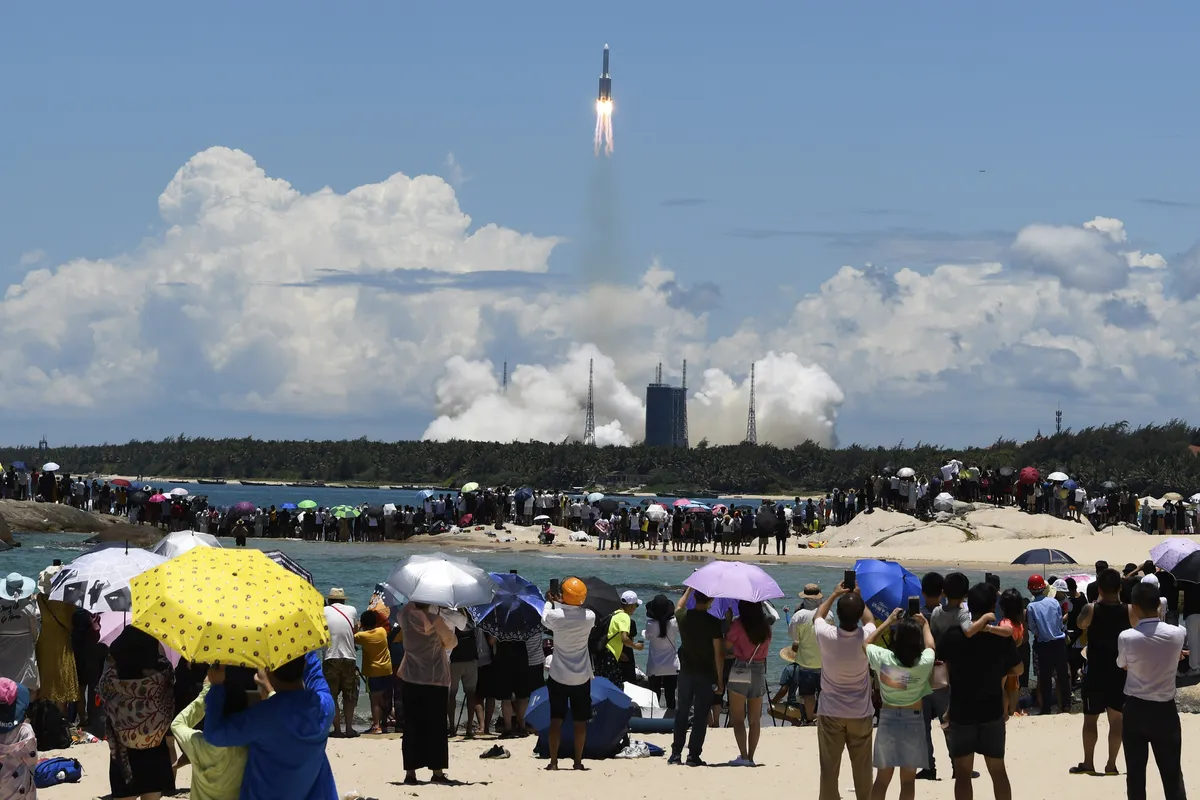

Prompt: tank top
[1086,602,1130,669]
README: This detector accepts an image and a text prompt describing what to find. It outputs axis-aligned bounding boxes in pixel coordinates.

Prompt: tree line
[3,421,1199,495]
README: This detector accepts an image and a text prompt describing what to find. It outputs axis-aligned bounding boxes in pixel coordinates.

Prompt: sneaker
[728,757,755,767]
[685,757,707,767]
[667,754,682,765]
[915,769,937,781]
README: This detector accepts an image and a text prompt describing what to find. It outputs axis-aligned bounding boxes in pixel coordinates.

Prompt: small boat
[239,480,272,486]
[288,481,326,488]
[197,478,227,485]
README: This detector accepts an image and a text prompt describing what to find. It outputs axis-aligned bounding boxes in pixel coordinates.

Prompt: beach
[45,713,1197,799]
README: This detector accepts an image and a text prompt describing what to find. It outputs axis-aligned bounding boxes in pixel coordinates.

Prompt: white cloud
[18,250,45,266]
[443,152,468,189]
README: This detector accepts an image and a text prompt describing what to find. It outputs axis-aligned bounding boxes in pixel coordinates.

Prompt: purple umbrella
[229,500,257,519]
[1150,538,1200,573]
[683,561,783,602]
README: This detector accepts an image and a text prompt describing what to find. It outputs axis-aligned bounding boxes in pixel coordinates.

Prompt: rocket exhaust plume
[594,44,613,156]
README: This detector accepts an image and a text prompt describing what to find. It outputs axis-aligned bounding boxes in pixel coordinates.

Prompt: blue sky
[2,3,1198,448]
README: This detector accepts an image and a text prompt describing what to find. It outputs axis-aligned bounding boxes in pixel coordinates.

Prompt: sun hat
[561,577,587,607]
[798,583,823,600]
[327,587,347,602]
[0,678,30,733]
[620,590,642,607]
[779,643,800,664]
[1027,575,1047,593]
[0,573,36,602]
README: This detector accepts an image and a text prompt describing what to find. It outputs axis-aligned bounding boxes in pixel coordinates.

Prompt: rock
[82,524,164,549]
[0,499,116,534]
[0,513,10,544]
[1174,678,1200,713]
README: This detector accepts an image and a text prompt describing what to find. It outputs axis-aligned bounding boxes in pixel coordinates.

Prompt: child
[354,610,394,735]
[997,589,1026,718]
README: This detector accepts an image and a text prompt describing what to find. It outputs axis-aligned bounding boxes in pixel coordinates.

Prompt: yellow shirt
[354,628,393,678]
[606,610,631,661]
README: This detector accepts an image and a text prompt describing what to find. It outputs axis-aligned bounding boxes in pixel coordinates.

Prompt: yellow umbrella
[461,481,480,493]
[129,547,329,670]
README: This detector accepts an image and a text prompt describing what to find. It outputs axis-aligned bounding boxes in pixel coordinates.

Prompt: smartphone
[843,569,856,592]
[907,596,920,617]
[549,578,560,597]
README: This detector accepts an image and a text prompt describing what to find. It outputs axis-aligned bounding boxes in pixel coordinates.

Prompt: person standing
[354,610,394,736]
[445,616,479,738]
[669,587,723,767]
[0,574,40,695]
[1071,568,1129,777]
[937,584,1022,800]
[644,595,680,713]
[1025,575,1071,714]
[786,584,825,725]
[1118,582,1187,800]
[812,583,876,800]
[321,588,359,738]
[396,602,458,785]
[725,600,771,767]
[540,577,595,771]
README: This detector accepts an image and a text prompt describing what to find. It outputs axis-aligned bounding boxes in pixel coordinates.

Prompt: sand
[47,713,1197,799]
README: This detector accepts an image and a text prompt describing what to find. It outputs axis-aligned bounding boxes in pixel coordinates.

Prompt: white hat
[1051,579,1069,593]
[1141,574,1160,588]
[620,590,642,607]
[0,573,36,602]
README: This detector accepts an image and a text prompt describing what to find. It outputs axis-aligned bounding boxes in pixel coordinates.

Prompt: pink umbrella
[148,494,168,503]
[712,504,729,514]
[672,498,693,508]
[97,611,182,667]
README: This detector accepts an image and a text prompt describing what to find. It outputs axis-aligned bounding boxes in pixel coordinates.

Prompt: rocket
[598,44,611,101]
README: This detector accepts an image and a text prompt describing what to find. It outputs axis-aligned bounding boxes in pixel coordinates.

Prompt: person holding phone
[669,587,724,767]
[539,578,595,771]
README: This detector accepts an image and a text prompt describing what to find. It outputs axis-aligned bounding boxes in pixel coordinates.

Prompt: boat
[239,480,273,486]
[197,478,227,485]
[288,481,326,488]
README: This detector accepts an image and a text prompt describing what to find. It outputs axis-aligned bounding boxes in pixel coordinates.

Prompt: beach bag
[34,756,82,787]
[727,643,762,687]
[27,699,72,751]
[588,611,618,662]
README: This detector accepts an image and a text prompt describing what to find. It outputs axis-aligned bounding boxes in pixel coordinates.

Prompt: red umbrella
[459,513,473,526]
[672,498,693,508]
[1019,467,1040,485]
[111,479,131,488]
[148,494,168,503]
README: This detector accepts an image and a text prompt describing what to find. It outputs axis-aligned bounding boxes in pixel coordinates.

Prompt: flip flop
[1069,764,1097,775]
[1102,768,1120,776]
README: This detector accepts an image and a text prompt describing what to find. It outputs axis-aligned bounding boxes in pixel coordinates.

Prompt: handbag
[727,643,763,686]
[930,661,949,691]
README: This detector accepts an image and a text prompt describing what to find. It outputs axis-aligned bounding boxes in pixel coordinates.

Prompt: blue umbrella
[280,503,298,510]
[416,489,435,500]
[9,461,25,471]
[529,677,635,759]
[468,572,545,642]
[514,487,534,502]
[854,559,921,621]
[1062,479,1079,491]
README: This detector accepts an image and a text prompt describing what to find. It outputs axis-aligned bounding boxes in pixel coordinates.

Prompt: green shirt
[171,685,249,800]
[607,610,631,660]
[866,644,935,707]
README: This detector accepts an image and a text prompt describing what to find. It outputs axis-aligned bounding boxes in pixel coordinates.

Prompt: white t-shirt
[644,618,680,676]
[323,603,359,660]
[940,464,955,482]
[541,604,595,685]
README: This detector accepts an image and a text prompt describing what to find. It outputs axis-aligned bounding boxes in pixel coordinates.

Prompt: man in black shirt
[1085,561,1108,604]
[937,583,1022,800]
[1073,568,1130,776]
[669,587,724,767]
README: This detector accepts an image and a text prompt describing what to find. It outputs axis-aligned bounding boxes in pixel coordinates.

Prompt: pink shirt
[397,605,457,687]
[726,619,771,662]
[0,722,36,799]
[814,618,877,719]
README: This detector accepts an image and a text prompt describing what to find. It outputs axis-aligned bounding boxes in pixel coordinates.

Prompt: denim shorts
[873,707,929,769]
[727,660,767,699]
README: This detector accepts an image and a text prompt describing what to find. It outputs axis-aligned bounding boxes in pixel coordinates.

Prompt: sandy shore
[47,713,1196,799]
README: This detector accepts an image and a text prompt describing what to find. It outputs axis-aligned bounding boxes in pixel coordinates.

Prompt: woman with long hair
[100,627,176,800]
[644,595,680,712]
[725,601,771,766]
[865,610,936,800]
[998,589,1026,718]
[397,602,457,785]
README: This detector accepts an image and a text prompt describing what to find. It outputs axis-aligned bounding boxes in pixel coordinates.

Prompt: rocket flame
[594,99,613,156]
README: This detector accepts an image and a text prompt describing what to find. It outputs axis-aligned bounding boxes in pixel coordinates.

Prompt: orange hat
[561,577,587,606]
[1027,575,1047,592]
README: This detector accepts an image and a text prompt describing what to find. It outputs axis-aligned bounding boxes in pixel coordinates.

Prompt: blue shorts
[368,675,392,693]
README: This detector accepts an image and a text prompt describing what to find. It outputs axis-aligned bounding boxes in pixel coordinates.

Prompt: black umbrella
[596,498,620,513]
[1011,548,1076,566]
[755,507,778,534]
[1169,550,1200,584]
[579,576,622,619]
[129,490,148,505]
[366,505,385,518]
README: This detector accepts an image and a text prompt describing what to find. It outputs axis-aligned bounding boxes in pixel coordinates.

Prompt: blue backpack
[34,756,83,788]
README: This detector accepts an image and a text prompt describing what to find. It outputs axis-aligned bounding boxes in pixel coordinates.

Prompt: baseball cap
[1027,575,1047,592]
[1142,574,1161,588]
[620,590,642,606]
[1051,579,1069,593]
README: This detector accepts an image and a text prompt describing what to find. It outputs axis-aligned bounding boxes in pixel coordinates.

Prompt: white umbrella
[933,492,955,512]
[896,467,916,479]
[50,546,166,612]
[586,492,605,503]
[383,502,397,513]
[150,530,222,560]
[533,514,550,522]
[645,504,669,522]
[1048,471,1069,482]
[169,487,189,497]
[1190,493,1200,505]
[42,462,60,472]
[385,553,495,607]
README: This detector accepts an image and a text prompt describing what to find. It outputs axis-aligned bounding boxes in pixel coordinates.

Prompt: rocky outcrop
[82,524,163,549]
[0,500,116,534]
[0,513,11,544]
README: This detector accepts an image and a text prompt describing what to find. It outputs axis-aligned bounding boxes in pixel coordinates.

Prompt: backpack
[587,611,618,664]
[27,699,72,751]
[34,756,83,787]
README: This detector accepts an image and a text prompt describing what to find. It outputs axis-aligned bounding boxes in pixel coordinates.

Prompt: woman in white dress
[643,595,680,713]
